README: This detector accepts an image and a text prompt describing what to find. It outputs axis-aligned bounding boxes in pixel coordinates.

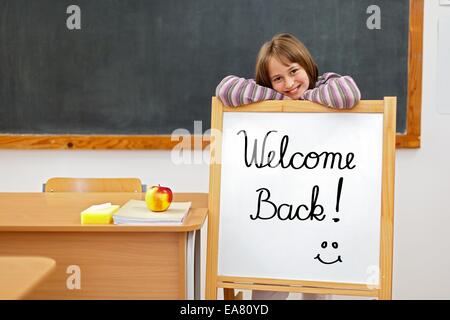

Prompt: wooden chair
[43,177,145,193]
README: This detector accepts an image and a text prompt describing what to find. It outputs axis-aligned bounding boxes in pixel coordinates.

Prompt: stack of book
[113,199,191,225]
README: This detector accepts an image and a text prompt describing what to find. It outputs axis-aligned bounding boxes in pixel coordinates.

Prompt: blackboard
[0,0,420,145]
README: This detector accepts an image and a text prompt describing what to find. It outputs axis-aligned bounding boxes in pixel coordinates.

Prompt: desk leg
[194,230,201,300]
[186,231,194,300]
[186,230,201,300]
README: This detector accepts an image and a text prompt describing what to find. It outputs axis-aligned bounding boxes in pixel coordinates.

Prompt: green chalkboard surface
[0,0,415,140]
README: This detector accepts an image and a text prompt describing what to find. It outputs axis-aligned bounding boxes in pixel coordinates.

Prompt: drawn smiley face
[314,241,343,265]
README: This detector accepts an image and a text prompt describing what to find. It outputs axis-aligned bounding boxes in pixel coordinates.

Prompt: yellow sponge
[81,203,120,224]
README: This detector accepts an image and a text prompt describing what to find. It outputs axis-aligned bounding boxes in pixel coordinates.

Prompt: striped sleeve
[215,75,284,107]
[302,72,361,109]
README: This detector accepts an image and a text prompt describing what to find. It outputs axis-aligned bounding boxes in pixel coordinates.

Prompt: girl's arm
[302,73,361,109]
[215,75,284,107]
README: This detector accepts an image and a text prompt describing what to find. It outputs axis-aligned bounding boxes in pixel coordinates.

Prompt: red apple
[145,185,173,212]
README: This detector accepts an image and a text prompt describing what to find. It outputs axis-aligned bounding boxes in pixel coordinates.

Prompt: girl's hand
[283,95,292,100]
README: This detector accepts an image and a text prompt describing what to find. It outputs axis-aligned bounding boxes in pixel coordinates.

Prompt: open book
[113,199,191,225]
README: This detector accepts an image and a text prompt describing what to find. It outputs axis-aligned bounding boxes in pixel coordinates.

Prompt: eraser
[81,204,120,224]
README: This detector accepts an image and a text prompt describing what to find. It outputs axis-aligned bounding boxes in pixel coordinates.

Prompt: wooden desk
[0,193,207,299]
[0,256,56,300]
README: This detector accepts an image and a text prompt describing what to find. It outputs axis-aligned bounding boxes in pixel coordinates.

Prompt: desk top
[0,193,208,232]
[0,256,56,299]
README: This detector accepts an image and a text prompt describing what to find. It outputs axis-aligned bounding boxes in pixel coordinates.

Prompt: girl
[215,33,361,300]
[216,33,361,109]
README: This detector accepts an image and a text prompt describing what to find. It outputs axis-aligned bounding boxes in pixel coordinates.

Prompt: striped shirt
[215,72,361,109]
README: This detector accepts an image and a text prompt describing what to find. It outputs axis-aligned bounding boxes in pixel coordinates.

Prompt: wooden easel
[206,97,396,300]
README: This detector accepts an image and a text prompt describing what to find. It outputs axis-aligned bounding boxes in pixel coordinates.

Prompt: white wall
[393,0,450,300]
[0,0,449,299]
[0,149,209,192]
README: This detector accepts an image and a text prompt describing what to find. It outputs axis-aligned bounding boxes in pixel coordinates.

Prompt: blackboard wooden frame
[0,0,422,150]
[398,0,423,148]
[206,96,396,300]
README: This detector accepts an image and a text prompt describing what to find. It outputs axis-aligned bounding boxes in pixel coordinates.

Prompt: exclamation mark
[333,177,343,223]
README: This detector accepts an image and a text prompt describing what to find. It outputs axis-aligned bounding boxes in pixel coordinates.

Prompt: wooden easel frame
[206,97,396,300]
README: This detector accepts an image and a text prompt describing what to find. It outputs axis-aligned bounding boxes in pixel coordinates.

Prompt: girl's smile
[285,85,300,95]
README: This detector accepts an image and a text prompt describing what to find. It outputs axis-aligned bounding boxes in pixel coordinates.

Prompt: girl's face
[268,57,310,100]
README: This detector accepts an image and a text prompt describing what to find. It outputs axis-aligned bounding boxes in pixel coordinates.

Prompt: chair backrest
[44,178,145,193]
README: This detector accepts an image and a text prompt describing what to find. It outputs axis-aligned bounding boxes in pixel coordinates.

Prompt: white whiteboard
[218,112,383,285]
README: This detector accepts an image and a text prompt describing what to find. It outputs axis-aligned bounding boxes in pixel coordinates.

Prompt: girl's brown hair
[255,33,319,89]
